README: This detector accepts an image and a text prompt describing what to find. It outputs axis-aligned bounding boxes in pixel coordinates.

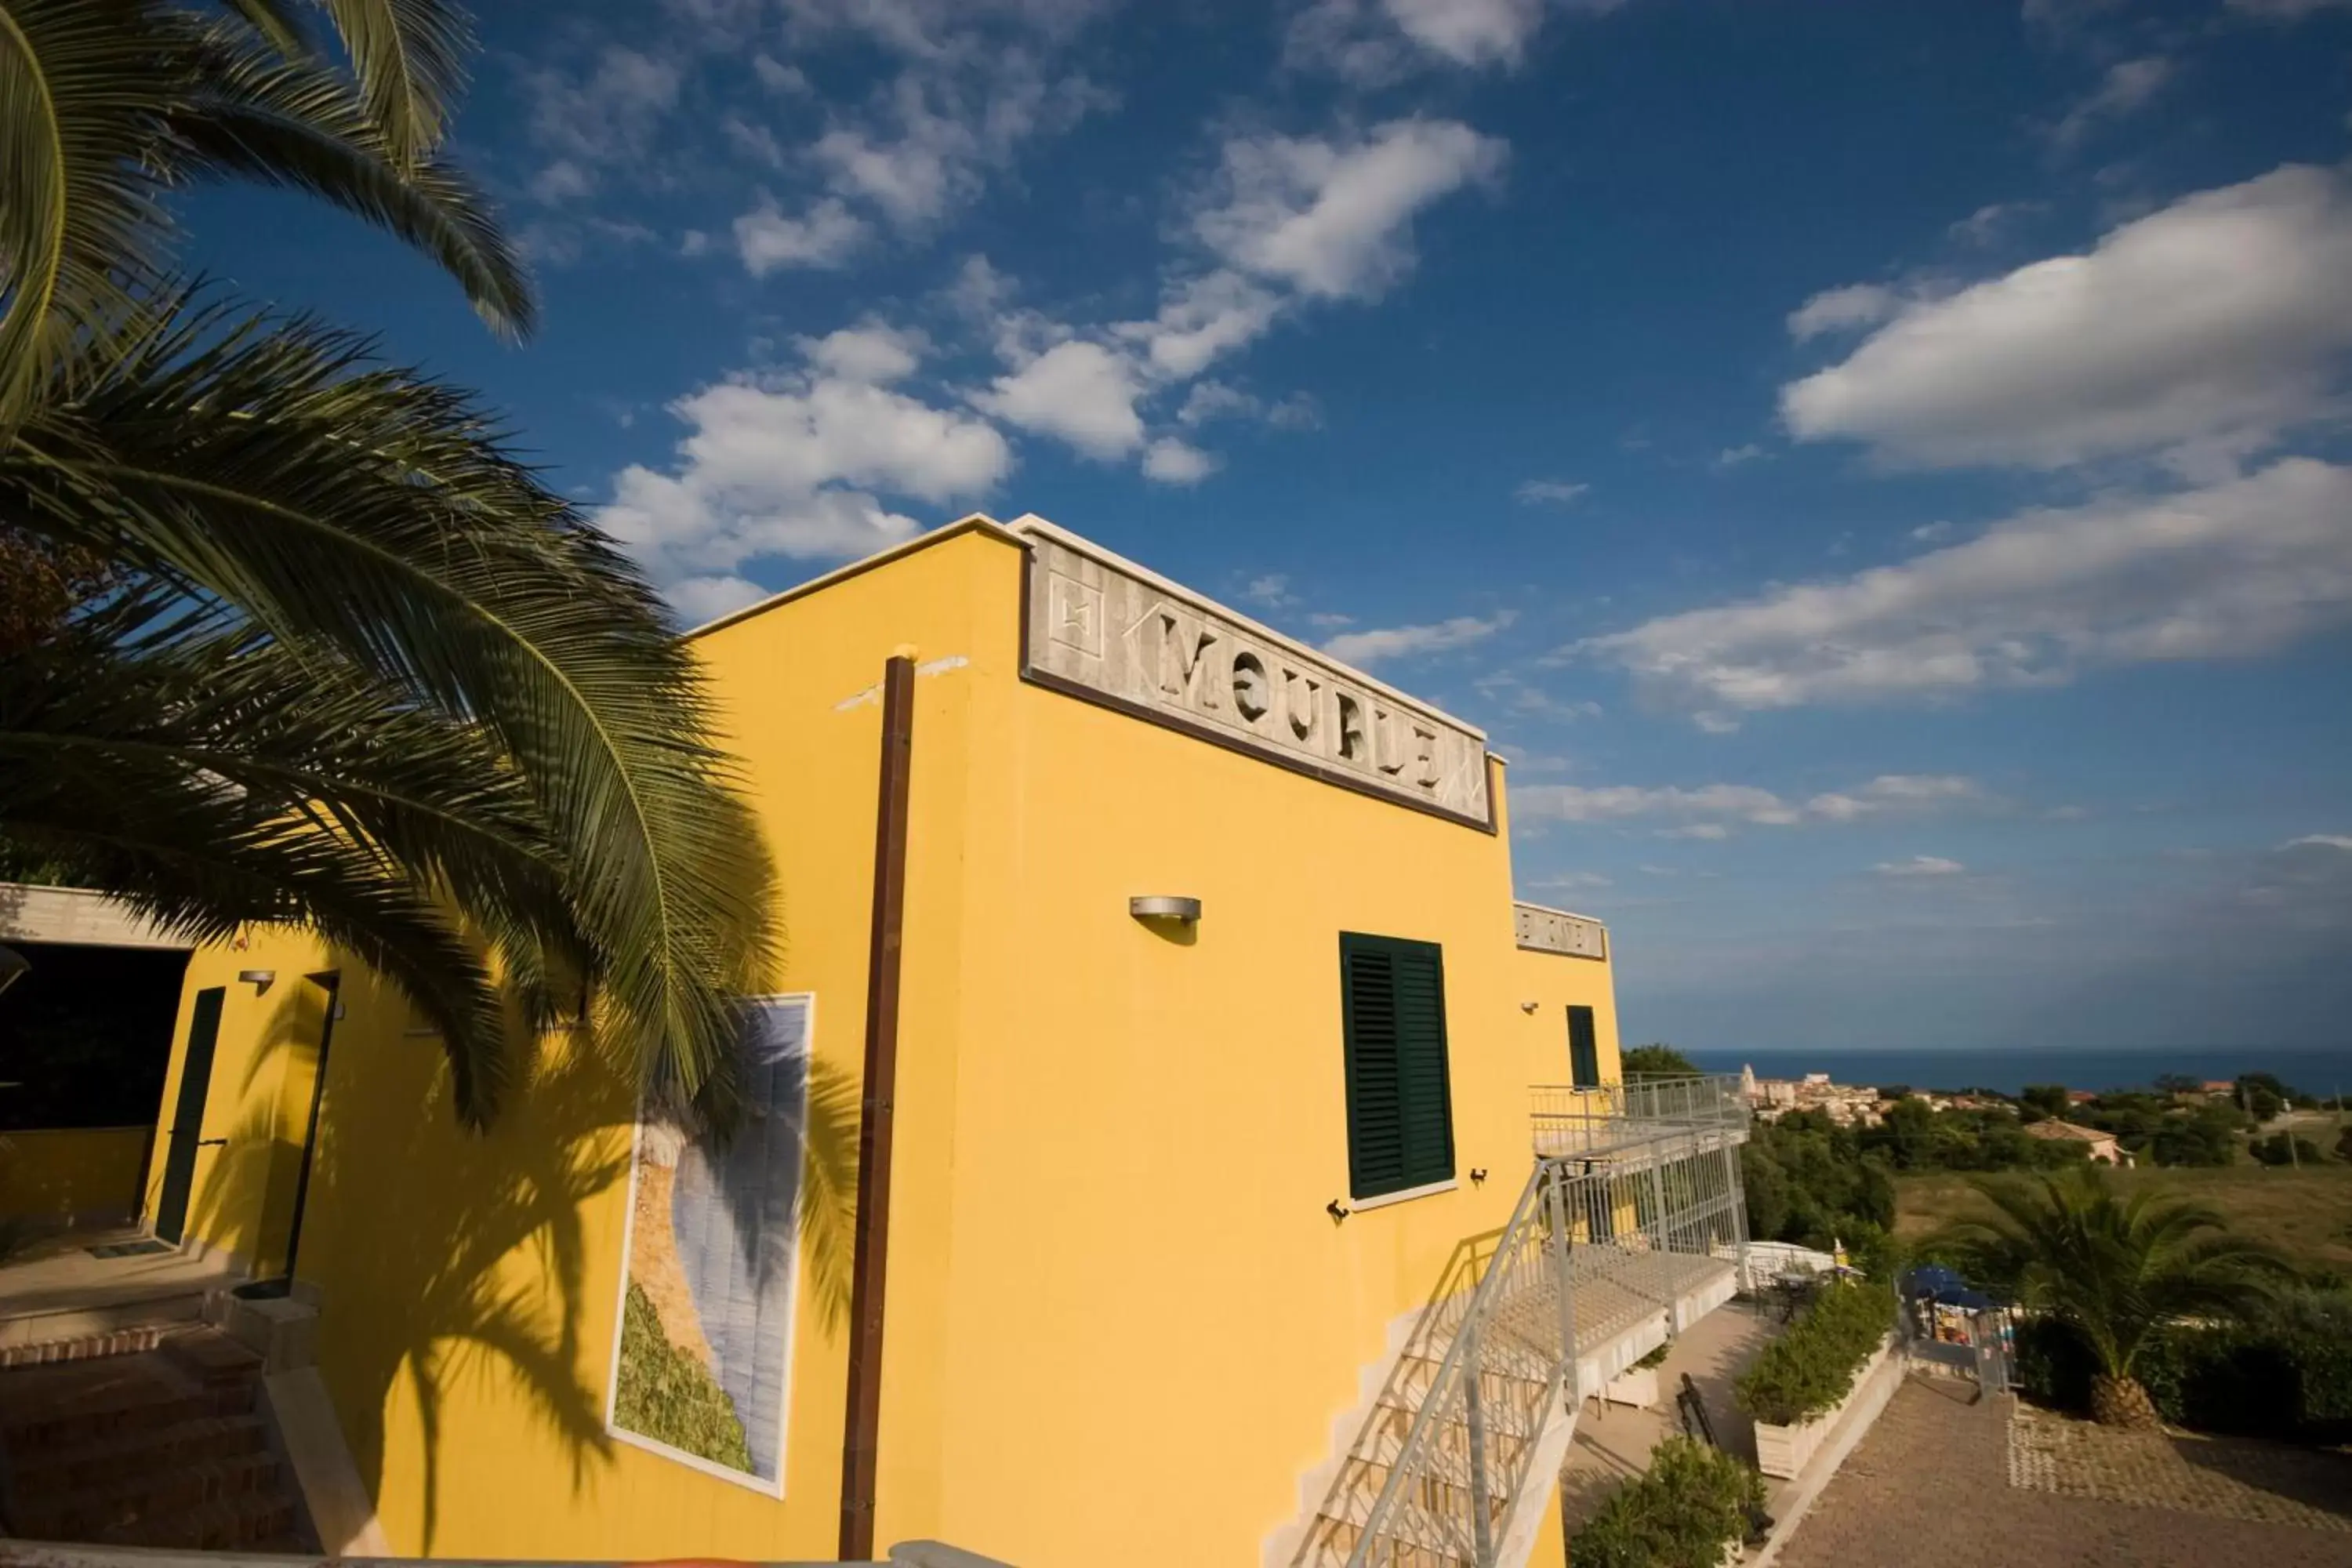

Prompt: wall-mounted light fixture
[237,969,276,993]
[1519,1000,1539,1014]
[1129,895,1202,924]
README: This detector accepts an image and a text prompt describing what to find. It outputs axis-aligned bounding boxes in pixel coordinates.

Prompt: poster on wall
[606,994,812,1493]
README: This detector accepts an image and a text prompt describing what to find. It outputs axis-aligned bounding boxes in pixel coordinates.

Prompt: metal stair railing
[1341,1161,1582,1568]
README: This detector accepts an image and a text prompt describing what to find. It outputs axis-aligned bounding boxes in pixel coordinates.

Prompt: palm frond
[171,26,531,336]
[0,0,174,420]
[311,0,469,170]
[0,612,580,1114]
[5,306,775,1122]
[1929,1166,2285,1381]
[219,0,310,56]
[0,0,528,418]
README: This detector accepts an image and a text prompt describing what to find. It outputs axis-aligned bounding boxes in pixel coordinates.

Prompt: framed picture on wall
[604,993,814,1494]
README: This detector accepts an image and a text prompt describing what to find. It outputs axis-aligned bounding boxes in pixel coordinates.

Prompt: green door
[153,987,223,1245]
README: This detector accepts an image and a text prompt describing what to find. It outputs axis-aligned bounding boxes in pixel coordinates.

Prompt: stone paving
[2007,1402,2352,1534]
[1773,1374,2352,1568]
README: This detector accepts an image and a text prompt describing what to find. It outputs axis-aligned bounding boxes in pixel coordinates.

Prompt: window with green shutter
[1568,1005,1600,1088]
[1338,932,1455,1200]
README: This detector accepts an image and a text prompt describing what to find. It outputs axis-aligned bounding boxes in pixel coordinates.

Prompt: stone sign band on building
[1018,521,1494,829]
[1513,901,1609,960]
[607,993,814,1494]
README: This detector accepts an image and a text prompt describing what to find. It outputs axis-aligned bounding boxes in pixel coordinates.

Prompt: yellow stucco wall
[0,1125,150,1225]
[140,519,1630,1566]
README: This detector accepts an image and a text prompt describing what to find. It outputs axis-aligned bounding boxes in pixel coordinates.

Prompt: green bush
[612,1280,754,1472]
[1569,1436,1766,1568]
[1735,1279,1893,1427]
[2013,1289,2352,1443]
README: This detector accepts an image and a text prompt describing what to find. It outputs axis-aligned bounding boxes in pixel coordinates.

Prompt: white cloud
[798,323,928,384]
[525,45,682,170]
[1142,437,1219,485]
[2283,833,2352,850]
[1876,855,1965,877]
[600,331,1012,599]
[2225,0,2351,18]
[1948,200,2043,247]
[1588,459,2352,714]
[1514,773,1984,840]
[1516,478,1590,506]
[971,339,1147,459]
[667,574,769,622]
[734,197,869,273]
[1192,119,1507,301]
[1910,520,1955,543]
[1787,282,1905,341]
[1286,0,1621,82]
[1324,611,1516,667]
[1806,775,1984,822]
[1123,270,1287,379]
[1781,165,2352,470]
[1266,391,1323,430]
[1243,573,1295,608]
[1713,444,1766,470]
[529,159,595,203]
[2048,56,2175,151]
[1178,380,1261,426]
[1532,869,1613,891]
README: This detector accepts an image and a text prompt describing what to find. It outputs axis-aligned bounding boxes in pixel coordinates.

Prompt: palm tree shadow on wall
[193,971,859,1552]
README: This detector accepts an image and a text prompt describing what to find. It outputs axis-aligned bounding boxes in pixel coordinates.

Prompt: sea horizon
[1680,1045,2352,1098]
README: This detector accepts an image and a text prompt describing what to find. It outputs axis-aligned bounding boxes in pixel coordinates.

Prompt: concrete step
[90,1487,302,1552]
[0,1289,212,1354]
[6,1410,272,1497]
[0,1361,252,1451]
[0,1323,174,1370]
[158,1325,266,1390]
[13,1449,286,1541]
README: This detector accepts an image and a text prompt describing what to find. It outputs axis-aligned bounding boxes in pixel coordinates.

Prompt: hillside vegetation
[1897,1164,2352,1278]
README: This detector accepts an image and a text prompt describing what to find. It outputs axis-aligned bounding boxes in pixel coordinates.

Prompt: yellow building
[113,514,1748,1567]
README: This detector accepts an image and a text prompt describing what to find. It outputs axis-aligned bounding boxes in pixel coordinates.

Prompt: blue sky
[189,0,2352,1057]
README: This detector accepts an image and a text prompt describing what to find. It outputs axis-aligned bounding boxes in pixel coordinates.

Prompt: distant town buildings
[1739,1063,1885,1127]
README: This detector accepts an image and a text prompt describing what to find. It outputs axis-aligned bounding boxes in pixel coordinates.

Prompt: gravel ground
[1772,1375,2352,1568]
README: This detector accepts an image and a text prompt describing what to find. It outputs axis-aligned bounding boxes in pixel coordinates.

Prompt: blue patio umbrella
[1900,1264,1968,1299]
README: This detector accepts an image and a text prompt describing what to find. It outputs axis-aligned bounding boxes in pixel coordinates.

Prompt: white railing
[1313,1092,1751,1568]
[1529,1073,1748,1161]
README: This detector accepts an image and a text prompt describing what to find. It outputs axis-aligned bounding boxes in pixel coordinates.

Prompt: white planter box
[1751,1338,1893,1479]
[1602,1366,1661,1408]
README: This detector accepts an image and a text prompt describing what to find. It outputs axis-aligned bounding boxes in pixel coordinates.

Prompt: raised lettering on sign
[1283,667,1320,741]
[1159,613,1218,709]
[1021,524,1491,826]
[1232,651,1270,722]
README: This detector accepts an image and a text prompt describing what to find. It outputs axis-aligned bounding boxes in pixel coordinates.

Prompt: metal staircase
[1287,1077,1751,1568]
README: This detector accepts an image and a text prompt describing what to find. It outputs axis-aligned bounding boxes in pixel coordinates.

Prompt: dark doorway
[153,987,224,1245]
[0,941,193,1131]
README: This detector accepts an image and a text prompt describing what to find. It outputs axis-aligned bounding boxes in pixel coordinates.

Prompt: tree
[0,1,768,1123]
[2018,1083,2071,1123]
[2154,1073,2201,1098]
[2250,1133,2322,1168]
[1932,1167,2290,1428]
[1622,1043,1700,1078]
[2150,1106,2239,1167]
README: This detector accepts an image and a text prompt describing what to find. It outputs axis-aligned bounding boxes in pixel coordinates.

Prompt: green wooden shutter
[1568,1005,1600,1088]
[1340,933,1456,1200]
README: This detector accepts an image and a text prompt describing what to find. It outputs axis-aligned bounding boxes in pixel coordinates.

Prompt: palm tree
[1932,1167,2289,1428]
[0,1,773,1125]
